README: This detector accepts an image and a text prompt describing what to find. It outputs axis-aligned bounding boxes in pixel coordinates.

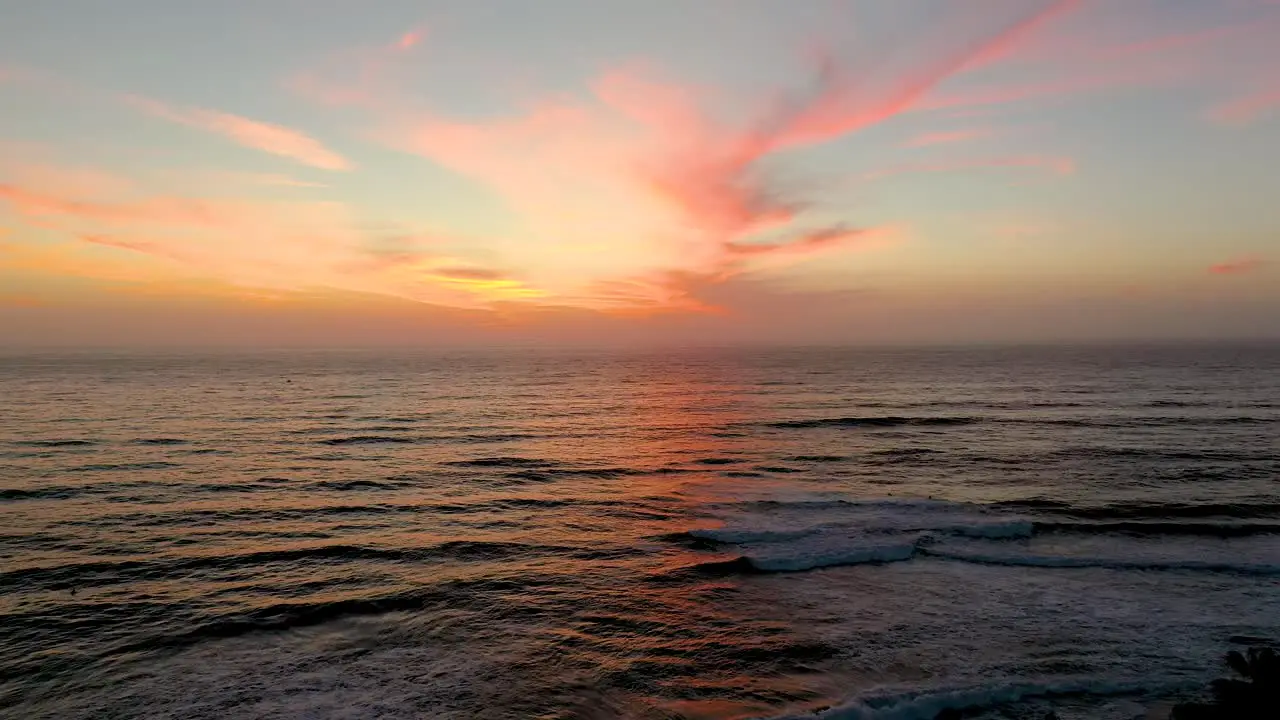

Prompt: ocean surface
[2,344,1278,720]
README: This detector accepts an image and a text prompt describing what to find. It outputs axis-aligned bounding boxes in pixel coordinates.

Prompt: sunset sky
[1,0,1277,347]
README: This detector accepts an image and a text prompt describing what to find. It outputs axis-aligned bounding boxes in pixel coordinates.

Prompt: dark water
[2,344,1278,719]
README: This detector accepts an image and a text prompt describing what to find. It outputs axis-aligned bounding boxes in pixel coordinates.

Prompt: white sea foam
[693,498,1279,576]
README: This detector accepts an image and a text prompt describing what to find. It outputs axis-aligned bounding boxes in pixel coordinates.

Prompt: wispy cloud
[0,156,548,310]
[986,220,1059,241]
[917,21,1248,114]
[288,1,1080,311]
[220,172,328,188]
[1209,82,1280,125]
[904,129,988,147]
[126,96,350,170]
[1208,256,1266,275]
[0,293,46,308]
[861,155,1075,182]
[397,29,425,50]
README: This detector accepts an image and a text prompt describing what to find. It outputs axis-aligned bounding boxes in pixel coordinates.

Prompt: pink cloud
[0,160,137,198]
[743,1,1083,153]
[1210,83,1280,125]
[918,21,1249,114]
[286,30,421,109]
[397,29,425,50]
[277,2,1087,312]
[723,226,869,258]
[1208,256,1266,275]
[905,129,988,147]
[861,155,1075,182]
[127,96,350,170]
[221,172,328,188]
[0,183,240,229]
[957,0,1083,71]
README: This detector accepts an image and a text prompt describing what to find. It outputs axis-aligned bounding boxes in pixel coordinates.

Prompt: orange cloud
[0,182,278,230]
[1208,256,1266,275]
[280,2,1081,312]
[432,266,509,281]
[0,293,45,307]
[11,3,1099,317]
[0,176,499,307]
[126,96,350,170]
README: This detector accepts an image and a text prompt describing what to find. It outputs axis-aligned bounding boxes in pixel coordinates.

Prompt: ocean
[1,343,1278,720]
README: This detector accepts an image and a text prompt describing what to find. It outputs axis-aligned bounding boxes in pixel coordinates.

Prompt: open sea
[1,343,1278,720]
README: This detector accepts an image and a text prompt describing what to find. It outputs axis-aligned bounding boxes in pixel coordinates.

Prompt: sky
[0,0,1277,347]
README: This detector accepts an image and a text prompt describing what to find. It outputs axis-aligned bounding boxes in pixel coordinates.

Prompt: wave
[0,540,571,592]
[870,448,943,457]
[705,520,1034,545]
[65,462,181,472]
[681,540,1280,578]
[14,439,95,447]
[446,457,553,468]
[458,432,541,443]
[317,435,415,446]
[1,486,82,501]
[766,416,980,430]
[664,498,1280,579]
[1003,500,1280,521]
[1047,446,1275,462]
[308,478,409,492]
[772,677,1159,720]
[689,527,820,544]
[1039,520,1280,537]
[133,438,189,445]
[108,572,561,655]
[747,538,920,573]
[1019,416,1277,428]
[920,545,1280,576]
[502,470,558,484]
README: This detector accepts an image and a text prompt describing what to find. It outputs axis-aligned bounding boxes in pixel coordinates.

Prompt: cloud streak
[860,155,1075,182]
[1210,83,1280,125]
[127,96,351,170]
[1208,256,1266,275]
[905,129,988,147]
[317,0,1082,311]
